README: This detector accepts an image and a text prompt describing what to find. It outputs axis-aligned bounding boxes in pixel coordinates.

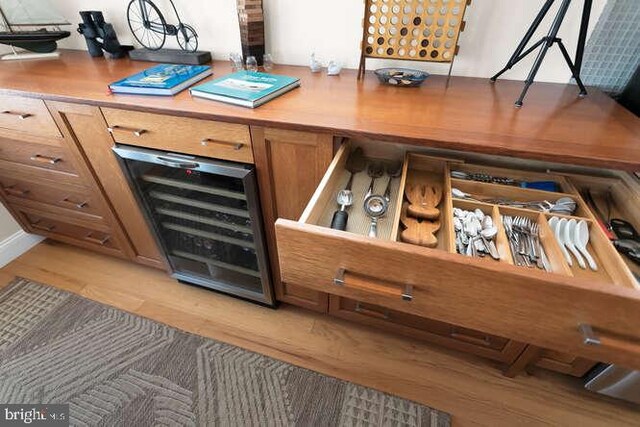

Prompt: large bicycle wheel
[176,24,198,52]
[127,0,167,50]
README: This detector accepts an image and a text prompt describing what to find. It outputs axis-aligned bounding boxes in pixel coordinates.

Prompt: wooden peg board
[359,0,470,78]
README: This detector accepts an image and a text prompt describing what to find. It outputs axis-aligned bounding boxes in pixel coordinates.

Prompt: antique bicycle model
[127,0,198,52]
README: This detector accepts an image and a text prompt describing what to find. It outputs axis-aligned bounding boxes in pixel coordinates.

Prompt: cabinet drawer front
[329,296,524,362]
[275,220,640,369]
[0,174,104,219]
[16,207,124,256]
[102,108,253,163]
[0,94,61,138]
[0,137,79,174]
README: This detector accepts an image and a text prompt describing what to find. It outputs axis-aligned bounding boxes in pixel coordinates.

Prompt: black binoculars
[77,11,132,59]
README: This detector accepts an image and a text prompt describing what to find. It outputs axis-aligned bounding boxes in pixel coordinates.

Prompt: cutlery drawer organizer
[306,144,636,289]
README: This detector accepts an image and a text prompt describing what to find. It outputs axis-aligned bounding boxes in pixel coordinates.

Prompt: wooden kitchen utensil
[405,182,442,220]
[400,202,440,247]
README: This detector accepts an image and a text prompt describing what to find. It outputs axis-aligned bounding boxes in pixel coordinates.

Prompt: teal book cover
[111,64,211,89]
[191,71,299,102]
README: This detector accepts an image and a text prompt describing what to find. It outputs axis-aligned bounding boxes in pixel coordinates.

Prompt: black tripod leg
[491,0,556,82]
[574,0,593,73]
[557,40,588,96]
[515,0,573,107]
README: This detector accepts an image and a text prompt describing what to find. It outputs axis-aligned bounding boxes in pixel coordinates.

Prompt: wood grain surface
[0,50,638,170]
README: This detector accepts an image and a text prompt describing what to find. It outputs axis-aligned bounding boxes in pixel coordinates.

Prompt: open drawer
[275,141,640,369]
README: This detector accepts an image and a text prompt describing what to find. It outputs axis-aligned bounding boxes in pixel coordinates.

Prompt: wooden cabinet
[252,127,334,311]
[102,108,254,164]
[330,295,526,363]
[275,140,640,370]
[505,345,596,377]
[0,94,61,139]
[0,99,135,260]
[45,101,165,269]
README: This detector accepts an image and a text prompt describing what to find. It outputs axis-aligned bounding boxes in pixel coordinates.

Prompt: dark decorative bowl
[374,68,430,87]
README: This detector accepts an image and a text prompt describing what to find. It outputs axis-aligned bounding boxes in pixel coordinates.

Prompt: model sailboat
[0,0,70,58]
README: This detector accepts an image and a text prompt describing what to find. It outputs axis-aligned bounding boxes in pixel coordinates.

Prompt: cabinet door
[252,127,334,311]
[45,101,165,269]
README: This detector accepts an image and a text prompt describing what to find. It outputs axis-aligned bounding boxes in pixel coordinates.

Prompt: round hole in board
[409,49,417,57]
[389,27,397,35]
[368,26,375,34]
[447,29,455,38]
[377,36,385,45]
[400,38,407,46]
[443,50,452,59]
[367,36,375,44]
[366,46,374,54]
[392,5,400,13]
[413,16,422,25]
[427,6,435,14]
[445,40,453,48]
[452,6,460,15]
[387,47,394,55]
[381,4,389,13]
[425,17,433,26]
[411,39,418,47]
[440,6,448,14]
[449,17,458,26]
[398,48,406,56]
[416,5,424,14]
[369,15,376,24]
[423,27,431,36]
[437,17,445,26]
[402,15,410,25]
[400,27,408,36]
[421,38,429,47]
[412,28,420,37]
[378,26,386,35]
[377,47,385,55]
[430,49,438,58]
[435,28,443,37]
[389,37,397,45]
[380,15,388,24]
[390,16,398,25]
[433,39,441,48]
[420,49,427,57]
[370,4,377,13]
[404,5,412,14]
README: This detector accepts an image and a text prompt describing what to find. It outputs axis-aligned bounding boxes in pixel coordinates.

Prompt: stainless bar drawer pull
[201,138,244,150]
[30,154,61,164]
[579,324,601,346]
[2,110,32,119]
[107,125,147,137]
[402,284,413,301]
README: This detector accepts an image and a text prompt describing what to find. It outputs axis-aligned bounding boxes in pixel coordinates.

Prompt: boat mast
[0,6,13,32]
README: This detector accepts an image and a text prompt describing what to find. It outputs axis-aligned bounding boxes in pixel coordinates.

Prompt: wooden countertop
[1,50,638,170]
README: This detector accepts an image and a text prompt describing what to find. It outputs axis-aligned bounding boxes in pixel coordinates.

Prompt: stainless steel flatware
[383,161,403,202]
[365,161,385,199]
[364,194,388,238]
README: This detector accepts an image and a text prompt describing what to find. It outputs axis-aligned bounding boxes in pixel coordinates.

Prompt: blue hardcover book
[189,71,300,108]
[109,64,212,96]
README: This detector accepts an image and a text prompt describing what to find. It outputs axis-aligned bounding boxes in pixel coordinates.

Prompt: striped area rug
[0,277,451,426]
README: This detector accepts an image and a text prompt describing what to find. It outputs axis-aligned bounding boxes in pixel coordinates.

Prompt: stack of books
[190,71,300,108]
[109,64,212,96]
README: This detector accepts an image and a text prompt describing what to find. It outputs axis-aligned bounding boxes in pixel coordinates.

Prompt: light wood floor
[2,240,638,426]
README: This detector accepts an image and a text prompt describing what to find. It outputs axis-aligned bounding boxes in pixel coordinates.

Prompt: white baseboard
[0,231,44,268]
